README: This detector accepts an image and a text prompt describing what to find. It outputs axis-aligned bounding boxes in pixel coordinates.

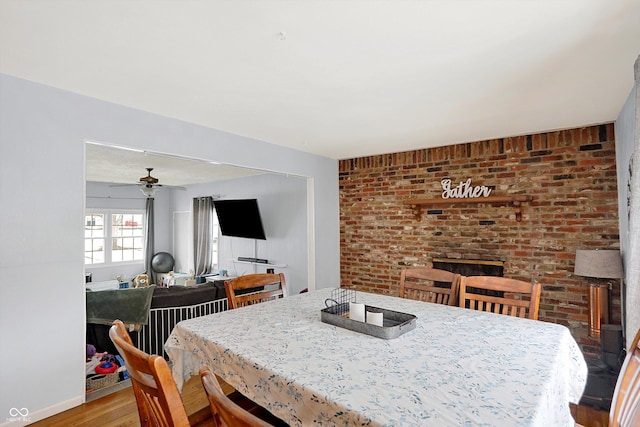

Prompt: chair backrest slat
[224,273,287,310]
[459,276,541,320]
[399,268,460,307]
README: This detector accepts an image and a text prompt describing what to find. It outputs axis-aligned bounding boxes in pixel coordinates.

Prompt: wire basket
[324,288,357,317]
[86,372,119,390]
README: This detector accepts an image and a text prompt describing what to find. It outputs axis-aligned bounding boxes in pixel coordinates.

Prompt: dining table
[165,287,587,427]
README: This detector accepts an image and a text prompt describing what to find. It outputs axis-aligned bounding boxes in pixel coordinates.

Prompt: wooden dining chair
[224,273,287,310]
[609,327,640,427]
[109,319,191,427]
[399,267,460,306]
[459,276,541,320]
[199,366,288,427]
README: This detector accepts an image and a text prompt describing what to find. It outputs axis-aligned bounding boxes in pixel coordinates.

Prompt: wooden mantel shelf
[404,195,532,221]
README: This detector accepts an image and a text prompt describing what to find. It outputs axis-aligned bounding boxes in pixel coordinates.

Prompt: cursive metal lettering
[441,178,492,199]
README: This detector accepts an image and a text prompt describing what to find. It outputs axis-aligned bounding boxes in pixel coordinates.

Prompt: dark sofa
[150,280,226,308]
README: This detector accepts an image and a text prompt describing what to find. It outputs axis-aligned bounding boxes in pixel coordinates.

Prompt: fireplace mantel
[404,195,532,221]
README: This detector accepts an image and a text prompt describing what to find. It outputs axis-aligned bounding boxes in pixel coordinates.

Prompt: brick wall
[339,123,620,357]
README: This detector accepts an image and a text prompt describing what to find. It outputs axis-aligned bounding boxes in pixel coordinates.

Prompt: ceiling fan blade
[109,183,141,188]
[156,184,187,191]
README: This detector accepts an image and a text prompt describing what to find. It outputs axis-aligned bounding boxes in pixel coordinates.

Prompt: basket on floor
[86,372,119,390]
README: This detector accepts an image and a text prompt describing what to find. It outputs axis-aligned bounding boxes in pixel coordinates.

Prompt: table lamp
[574,249,623,338]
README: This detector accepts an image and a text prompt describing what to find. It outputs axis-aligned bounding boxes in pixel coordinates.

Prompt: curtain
[193,196,214,276]
[144,197,156,285]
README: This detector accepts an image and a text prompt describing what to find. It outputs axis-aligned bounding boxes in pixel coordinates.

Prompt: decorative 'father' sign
[441,178,492,199]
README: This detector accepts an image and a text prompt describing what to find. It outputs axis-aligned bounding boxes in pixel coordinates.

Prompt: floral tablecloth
[165,288,587,427]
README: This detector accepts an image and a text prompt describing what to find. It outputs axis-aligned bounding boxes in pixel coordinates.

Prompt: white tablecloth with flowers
[165,288,587,427]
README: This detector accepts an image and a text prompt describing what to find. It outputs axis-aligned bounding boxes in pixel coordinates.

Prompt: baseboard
[0,380,133,426]
[0,395,83,427]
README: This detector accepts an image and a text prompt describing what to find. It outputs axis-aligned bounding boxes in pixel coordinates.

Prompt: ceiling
[2,0,639,165]
[86,143,267,186]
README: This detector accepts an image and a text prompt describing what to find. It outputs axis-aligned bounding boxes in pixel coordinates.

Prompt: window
[85,213,105,264]
[85,210,145,266]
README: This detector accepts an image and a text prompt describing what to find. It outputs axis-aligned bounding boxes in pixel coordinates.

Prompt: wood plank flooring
[30,375,218,427]
[31,379,610,426]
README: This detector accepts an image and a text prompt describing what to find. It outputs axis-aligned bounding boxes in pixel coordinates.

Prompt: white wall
[171,173,309,294]
[0,73,339,424]
[615,55,640,350]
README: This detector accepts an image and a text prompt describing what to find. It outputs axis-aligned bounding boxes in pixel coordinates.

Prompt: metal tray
[321,303,416,339]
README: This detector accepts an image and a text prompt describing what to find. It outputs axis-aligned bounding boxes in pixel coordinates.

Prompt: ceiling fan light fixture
[140,186,157,197]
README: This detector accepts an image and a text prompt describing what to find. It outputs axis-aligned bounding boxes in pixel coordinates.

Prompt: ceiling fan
[111,168,186,197]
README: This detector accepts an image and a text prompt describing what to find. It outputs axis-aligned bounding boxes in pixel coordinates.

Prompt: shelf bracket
[409,204,423,221]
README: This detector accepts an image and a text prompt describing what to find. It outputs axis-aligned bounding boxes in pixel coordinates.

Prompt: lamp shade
[574,249,623,279]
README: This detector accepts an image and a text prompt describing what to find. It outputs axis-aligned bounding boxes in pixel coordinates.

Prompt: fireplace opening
[432,258,505,299]
[432,258,504,277]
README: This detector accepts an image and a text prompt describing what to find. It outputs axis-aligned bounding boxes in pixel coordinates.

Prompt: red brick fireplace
[339,123,621,358]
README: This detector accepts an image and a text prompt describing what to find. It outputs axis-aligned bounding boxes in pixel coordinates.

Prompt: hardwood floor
[31,379,610,427]
[30,375,218,427]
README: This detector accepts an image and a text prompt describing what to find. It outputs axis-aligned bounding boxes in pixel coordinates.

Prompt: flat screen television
[213,199,267,240]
